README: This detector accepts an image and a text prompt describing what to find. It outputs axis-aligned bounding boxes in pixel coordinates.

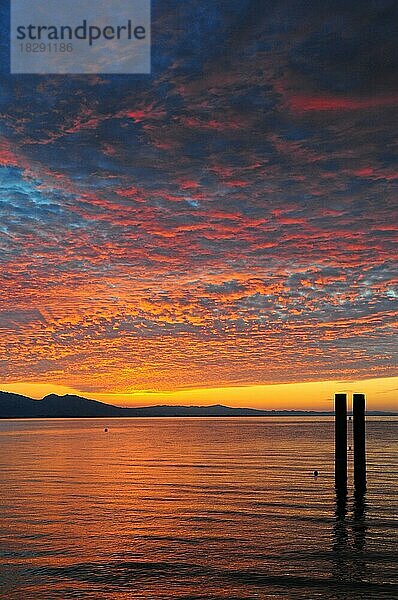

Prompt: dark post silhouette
[353,393,366,491]
[335,393,347,490]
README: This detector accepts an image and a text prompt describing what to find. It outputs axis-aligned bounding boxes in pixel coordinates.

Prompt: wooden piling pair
[335,393,366,491]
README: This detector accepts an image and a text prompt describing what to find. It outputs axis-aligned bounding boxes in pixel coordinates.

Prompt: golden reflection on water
[0,417,397,599]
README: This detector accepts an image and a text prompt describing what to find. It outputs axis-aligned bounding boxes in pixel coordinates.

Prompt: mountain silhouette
[0,391,395,419]
[0,392,118,418]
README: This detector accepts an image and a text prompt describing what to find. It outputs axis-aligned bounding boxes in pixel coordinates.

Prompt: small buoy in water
[104,428,108,433]
[313,470,319,477]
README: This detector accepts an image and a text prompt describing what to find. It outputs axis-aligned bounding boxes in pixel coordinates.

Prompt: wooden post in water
[335,393,347,490]
[353,393,366,491]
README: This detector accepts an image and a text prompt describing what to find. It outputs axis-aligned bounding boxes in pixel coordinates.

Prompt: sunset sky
[0,1,397,410]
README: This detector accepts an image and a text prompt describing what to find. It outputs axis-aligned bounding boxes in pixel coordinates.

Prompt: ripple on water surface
[0,417,397,599]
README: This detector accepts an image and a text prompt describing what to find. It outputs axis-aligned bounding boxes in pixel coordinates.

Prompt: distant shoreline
[2,414,397,420]
[1,390,396,419]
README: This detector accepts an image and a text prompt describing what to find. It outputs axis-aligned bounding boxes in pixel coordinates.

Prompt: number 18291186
[19,42,73,53]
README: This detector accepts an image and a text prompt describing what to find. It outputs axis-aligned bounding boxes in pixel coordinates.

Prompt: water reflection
[332,485,367,591]
[333,486,349,582]
[352,487,368,582]
[1,418,396,599]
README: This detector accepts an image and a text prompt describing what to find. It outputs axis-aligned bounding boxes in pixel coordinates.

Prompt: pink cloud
[288,93,398,113]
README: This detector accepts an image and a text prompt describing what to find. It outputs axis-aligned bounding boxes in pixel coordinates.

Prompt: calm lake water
[0,417,397,599]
